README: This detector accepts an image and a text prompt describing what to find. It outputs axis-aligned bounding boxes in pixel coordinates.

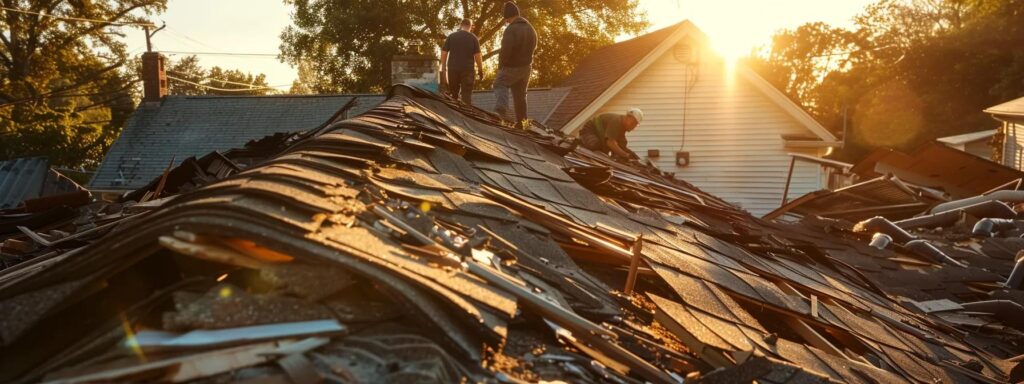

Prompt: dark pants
[493,65,531,128]
[579,123,607,152]
[580,123,635,159]
[447,69,474,104]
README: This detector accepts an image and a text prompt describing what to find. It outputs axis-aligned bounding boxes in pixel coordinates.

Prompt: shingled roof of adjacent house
[89,94,377,190]
[0,157,86,210]
[544,22,685,131]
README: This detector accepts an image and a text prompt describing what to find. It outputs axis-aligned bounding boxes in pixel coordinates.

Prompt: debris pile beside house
[1,85,1022,383]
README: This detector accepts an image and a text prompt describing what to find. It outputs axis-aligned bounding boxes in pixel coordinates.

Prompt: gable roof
[90,94,376,190]
[546,21,838,144]
[545,22,687,131]
[985,95,1024,121]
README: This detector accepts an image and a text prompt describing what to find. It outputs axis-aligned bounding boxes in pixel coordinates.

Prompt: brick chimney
[391,53,439,92]
[141,51,167,102]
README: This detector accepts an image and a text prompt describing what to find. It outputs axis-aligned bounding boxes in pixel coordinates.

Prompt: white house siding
[1005,121,1024,170]
[591,46,826,216]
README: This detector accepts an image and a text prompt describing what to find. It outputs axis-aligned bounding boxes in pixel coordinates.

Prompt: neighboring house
[985,96,1024,169]
[545,21,840,215]
[936,129,996,160]
[90,53,567,192]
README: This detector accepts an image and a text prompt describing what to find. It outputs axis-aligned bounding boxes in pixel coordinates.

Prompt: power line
[806,44,898,59]
[164,26,219,50]
[167,71,290,89]
[0,79,141,108]
[160,50,280,58]
[167,75,286,92]
[0,6,155,27]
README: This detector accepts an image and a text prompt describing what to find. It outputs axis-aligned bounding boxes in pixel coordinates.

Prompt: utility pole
[144,23,166,52]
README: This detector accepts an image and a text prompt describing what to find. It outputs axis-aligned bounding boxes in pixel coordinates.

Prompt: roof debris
[1,85,1022,383]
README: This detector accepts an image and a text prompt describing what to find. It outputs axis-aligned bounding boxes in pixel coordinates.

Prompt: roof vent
[673,43,698,64]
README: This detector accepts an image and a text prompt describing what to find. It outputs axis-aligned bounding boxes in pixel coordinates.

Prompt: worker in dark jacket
[493,1,537,129]
[440,18,483,104]
[579,108,644,161]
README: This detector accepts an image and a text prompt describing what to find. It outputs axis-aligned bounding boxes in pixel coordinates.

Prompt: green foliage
[164,55,271,96]
[280,0,648,93]
[747,0,1024,161]
[0,0,167,169]
[0,106,110,167]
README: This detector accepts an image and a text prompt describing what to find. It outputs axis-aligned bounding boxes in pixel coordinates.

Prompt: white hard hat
[626,108,644,124]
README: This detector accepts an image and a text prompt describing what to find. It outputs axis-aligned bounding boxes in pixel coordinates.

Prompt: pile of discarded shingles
[0,85,1021,383]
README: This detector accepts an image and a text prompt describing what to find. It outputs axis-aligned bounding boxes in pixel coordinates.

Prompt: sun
[638,1,768,66]
[709,36,748,66]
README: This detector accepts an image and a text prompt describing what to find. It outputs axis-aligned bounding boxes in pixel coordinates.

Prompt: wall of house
[1005,121,1024,170]
[592,42,826,216]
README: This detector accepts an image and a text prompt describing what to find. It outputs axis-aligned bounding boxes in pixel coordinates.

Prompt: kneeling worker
[579,108,643,161]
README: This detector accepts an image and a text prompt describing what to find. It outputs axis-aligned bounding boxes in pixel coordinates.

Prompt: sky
[126,0,876,88]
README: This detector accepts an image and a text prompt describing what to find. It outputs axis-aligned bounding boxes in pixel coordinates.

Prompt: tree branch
[56,1,160,48]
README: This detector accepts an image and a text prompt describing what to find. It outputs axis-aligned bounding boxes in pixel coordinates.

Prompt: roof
[471,87,571,124]
[764,175,946,222]
[984,95,1024,120]
[91,88,572,191]
[937,129,996,145]
[852,141,1024,198]
[0,157,49,210]
[90,94,371,190]
[546,21,838,144]
[544,22,685,130]
[0,157,85,210]
[0,85,1020,383]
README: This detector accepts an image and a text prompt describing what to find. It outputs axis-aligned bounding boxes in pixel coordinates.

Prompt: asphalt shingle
[90,94,363,190]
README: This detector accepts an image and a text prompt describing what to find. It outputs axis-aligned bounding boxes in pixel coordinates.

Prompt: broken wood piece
[158,236,267,269]
[623,236,644,295]
[16,219,124,248]
[16,226,53,247]
[151,155,177,201]
[22,190,91,213]
[810,295,819,318]
[2,238,35,254]
[219,238,295,263]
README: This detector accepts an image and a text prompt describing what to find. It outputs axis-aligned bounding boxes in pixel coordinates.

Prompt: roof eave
[562,21,701,134]
[987,111,1024,123]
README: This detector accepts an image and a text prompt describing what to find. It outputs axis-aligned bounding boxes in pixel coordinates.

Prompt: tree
[1,0,167,168]
[279,0,648,93]
[748,0,1024,161]
[164,55,272,96]
[744,23,863,117]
